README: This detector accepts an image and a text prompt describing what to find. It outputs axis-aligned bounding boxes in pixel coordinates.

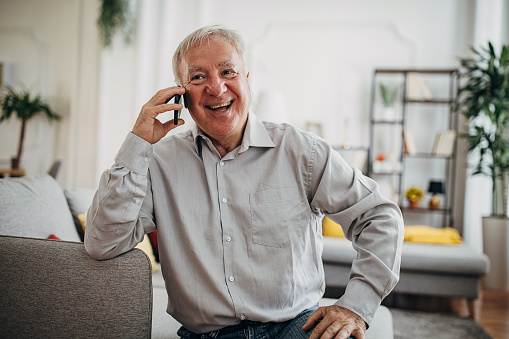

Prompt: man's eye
[222,70,237,78]
[190,74,206,84]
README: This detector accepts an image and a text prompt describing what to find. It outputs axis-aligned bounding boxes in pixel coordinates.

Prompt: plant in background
[97,0,135,48]
[0,87,61,169]
[405,186,424,204]
[457,42,509,218]
[379,82,399,108]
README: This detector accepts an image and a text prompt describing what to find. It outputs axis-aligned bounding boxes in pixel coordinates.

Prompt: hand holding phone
[133,86,185,144]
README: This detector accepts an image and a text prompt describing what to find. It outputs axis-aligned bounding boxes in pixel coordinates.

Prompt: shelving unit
[367,69,458,228]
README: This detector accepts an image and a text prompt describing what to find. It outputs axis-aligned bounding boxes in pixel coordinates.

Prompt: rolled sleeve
[85,132,156,260]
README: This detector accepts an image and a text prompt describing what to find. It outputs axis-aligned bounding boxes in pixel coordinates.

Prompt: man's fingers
[305,305,367,339]
[150,86,185,105]
[162,119,185,133]
[302,308,323,331]
[348,326,366,339]
[141,103,183,119]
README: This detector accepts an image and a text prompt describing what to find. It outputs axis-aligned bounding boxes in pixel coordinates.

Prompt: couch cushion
[322,237,489,275]
[400,242,489,275]
[0,174,80,242]
[64,187,96,241]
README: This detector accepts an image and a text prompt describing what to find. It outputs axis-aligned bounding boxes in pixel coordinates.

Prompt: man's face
[181,36,250,145]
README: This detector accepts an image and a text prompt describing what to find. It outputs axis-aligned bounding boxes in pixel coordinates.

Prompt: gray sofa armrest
[0,235,153,338]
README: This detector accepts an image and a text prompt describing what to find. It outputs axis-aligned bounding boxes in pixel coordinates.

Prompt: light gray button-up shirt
[85,113,403,334]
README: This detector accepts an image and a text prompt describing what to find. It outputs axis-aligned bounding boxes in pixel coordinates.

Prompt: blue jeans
[177,305,319,339]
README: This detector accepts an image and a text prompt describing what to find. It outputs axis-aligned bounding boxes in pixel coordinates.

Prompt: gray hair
[172,25,246,86]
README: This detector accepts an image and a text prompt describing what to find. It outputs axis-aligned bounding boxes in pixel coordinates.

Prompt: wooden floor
[451,288,509,339]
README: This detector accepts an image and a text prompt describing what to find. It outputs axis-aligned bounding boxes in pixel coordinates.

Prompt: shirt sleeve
[309,137,404,326]
[84,132,157,260]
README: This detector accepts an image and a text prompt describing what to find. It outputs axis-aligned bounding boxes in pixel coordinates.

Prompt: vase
[382,107,396,121]
[409,200,419,209]
[482,216,509,291]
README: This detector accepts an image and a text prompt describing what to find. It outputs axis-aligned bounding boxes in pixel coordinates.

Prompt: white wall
[0,0,101,188]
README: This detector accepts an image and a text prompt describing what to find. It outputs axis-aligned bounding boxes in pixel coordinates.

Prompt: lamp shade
[428,181,444,194]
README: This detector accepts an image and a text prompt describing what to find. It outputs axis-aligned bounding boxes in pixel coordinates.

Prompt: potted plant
[405,186,423,209]
[0,87,61,169]
[379,82,399,120]
[97,0,135,48]
[457,41,509,290]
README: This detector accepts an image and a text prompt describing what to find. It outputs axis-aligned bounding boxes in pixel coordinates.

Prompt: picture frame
[305,122,323,137]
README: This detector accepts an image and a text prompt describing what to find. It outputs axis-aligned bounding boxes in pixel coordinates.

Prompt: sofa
[0,174,394,338]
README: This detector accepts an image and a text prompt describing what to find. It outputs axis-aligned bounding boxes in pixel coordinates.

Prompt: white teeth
[209,101,232,109]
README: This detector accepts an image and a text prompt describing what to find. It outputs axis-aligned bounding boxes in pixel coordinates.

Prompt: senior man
[85,25,403,339]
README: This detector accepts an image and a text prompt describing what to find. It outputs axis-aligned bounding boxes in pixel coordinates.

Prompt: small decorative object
[379,82,399,120]
[405,186,423,208]
[376,153,385,162]
[305,122,323,137]
[0,87,61,169]
[428,181,445,210]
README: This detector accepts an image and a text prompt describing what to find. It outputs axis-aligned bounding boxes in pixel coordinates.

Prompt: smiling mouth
[207,101,233,111]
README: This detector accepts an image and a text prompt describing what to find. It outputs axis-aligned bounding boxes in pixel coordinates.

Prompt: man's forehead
[187,61,237,72]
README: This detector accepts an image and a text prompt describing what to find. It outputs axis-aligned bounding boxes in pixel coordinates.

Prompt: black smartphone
[173,94,183,125]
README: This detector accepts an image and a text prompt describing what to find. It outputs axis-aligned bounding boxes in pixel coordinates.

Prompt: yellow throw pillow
[77,213,87,234]
[322,217,462,245]
[135,235,159,273]
[322,217,345,238]
[77,212,159,272]
[404,225,462,245]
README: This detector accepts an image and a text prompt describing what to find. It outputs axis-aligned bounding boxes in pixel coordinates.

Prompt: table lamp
[428,181,444,209]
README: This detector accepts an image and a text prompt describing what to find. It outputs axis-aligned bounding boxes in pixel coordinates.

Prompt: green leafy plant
[0,87,61,169]
[457,42,509,217]
[379,83,399,107]
[97,0,135,48]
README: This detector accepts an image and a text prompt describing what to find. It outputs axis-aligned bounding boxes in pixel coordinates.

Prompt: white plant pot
[482,216,509,290]
[382,107,396,121]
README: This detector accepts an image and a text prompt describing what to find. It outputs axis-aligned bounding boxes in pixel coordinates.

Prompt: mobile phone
[174,94,182,125]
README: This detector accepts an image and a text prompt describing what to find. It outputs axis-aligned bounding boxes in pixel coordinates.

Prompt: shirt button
[240,314,246,320]
[222,198,228,203]
[143,157,148,163]
[225,236,232,242]
[229,276,235,282]
[134,198,140,204]
[219,161,225,166]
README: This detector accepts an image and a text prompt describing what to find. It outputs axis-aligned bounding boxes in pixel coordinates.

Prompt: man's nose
[206,74,227,97]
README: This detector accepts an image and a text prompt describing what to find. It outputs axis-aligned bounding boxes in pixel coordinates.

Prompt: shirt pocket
[249,188,305,248]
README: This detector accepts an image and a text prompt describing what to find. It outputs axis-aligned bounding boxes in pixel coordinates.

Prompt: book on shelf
[403,130,417,155]
[432,130,456,156]
[407,72,433,100]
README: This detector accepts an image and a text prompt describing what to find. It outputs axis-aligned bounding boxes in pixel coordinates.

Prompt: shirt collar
[192,112,275,156]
